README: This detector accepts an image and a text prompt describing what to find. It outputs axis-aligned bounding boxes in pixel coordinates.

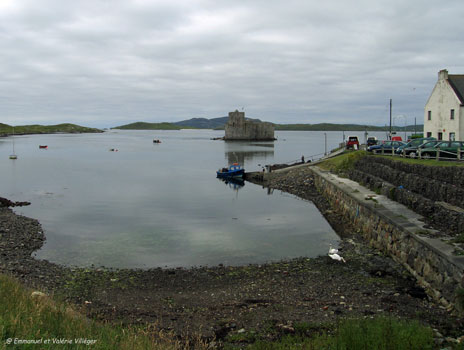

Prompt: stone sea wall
[348,157,464,235]
[310,167,464,309]
[352,156,464,208]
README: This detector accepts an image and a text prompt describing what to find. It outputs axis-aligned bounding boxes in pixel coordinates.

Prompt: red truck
[346,136,360,149]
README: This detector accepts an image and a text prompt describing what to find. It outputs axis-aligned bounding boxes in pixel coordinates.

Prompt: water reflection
[1,131,343,268]
[217,177,245,191]
[224,141,274,166]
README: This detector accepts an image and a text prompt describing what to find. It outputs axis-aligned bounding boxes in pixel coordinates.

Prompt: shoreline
[1,169,462,343]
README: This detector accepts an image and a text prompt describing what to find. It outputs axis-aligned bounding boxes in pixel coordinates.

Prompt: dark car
[395,137,436,157]
[419,141,464,159]
[367,140,406,154]
[398,140,440,158]
[367,136,378,147]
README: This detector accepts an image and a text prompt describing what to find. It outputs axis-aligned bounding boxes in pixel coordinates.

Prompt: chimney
[438,69,448,81]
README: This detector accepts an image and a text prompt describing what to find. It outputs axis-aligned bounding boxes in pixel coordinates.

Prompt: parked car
[419,141,464,159]
[395,137,436,157]
[346,136,360,149]
[367,140,406,154]
[367,136,378,147]
[391,136,403,141]
[403,140,441,158]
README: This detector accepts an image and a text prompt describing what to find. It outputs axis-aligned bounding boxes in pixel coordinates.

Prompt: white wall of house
[424,70,463,141]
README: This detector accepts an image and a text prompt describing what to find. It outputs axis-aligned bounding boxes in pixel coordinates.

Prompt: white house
[424,69,464,141]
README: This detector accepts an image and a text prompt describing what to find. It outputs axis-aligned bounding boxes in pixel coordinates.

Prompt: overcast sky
[1,0,463,128]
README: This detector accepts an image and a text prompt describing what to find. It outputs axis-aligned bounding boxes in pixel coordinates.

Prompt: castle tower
[224,110,275,141]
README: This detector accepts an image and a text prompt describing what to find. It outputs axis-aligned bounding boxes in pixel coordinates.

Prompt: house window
[438,132,443,140]
[450,132,456,141]
[451,109,455,120]
[428,111,432,120]
[426,132,432,138]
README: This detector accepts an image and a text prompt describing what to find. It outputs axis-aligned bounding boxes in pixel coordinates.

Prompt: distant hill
[0,123,103,136]
[173,117,229,129]
[275,123,423,131]
[111,118,424,132]
[112,122,183,130]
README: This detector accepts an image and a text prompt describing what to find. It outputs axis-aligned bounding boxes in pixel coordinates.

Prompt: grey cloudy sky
[1,0,463,128]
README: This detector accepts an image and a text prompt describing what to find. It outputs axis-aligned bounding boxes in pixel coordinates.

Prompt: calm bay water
[0,129,384,268]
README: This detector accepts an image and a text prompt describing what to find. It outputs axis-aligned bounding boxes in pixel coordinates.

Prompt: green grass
[0,274,205,349]
[318,151,368,173]
[244,317,435,350]
[451,233,464,244]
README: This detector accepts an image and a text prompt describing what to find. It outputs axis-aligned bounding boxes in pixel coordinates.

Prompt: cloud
[0,0,463,127]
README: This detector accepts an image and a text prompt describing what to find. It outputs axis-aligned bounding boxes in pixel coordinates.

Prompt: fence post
[418,148,422,159]
[458,147,461,160]
[436,147,440,161]
[402,148,406,157]
[381,146,384,155]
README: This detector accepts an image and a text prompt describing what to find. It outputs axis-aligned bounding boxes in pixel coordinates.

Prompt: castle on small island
[224,110,275,141]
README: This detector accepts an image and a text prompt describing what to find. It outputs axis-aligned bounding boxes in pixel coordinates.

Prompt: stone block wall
[347,156,464,235]
[310,167,464,308]
[352,156,464,207]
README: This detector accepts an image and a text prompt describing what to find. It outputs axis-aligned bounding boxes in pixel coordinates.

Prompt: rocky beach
[1,165,463,346]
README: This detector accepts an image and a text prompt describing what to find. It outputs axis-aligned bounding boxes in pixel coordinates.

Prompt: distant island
[0,123,103,136]
[111,122,185,130]
[274,123,423,132]
[112,118,423,132]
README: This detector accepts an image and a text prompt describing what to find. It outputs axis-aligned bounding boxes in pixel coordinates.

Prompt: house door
[438,132,443,140]
[450,132,456,141]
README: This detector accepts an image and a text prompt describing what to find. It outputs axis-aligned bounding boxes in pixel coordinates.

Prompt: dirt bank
[1,167,463,347]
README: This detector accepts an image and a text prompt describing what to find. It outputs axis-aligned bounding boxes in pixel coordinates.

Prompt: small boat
[153,139,161,143]
[216,163,245,178]
[109,148,119,152]
[39,145,48,149]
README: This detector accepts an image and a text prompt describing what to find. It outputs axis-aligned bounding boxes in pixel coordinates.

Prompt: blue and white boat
[216,163,245,178]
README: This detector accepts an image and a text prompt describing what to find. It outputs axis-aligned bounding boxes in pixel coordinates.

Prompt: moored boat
[216,163,245,178]
[39,145,48,149]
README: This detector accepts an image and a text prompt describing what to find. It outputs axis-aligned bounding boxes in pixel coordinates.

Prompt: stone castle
[224,110,275,141]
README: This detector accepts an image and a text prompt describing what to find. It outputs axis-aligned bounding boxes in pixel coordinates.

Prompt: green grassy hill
[0,123,103,135]
[274,123,423,131]
[112,122,184,130]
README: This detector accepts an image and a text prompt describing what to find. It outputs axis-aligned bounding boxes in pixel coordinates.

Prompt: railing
[415,147,464,161]
[372,146,464,161]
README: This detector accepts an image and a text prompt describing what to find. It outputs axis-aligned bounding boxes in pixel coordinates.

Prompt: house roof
[448,75,464,105]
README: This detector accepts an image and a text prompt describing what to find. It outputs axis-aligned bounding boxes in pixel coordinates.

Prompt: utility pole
[389,98,392,140]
